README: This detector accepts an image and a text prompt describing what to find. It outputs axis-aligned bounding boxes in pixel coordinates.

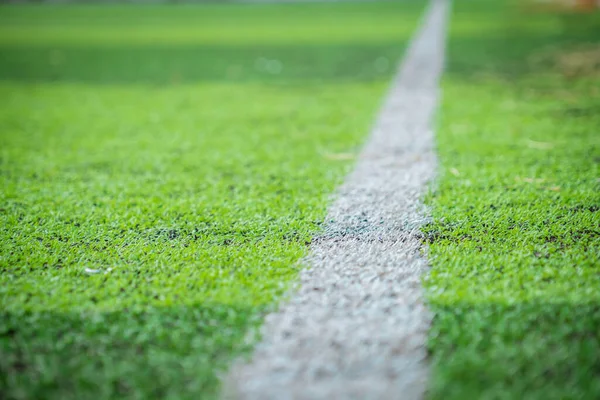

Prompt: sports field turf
[0,2,423,399]
[425,1,600,398]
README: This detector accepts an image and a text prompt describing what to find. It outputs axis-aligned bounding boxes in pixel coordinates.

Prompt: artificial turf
[0,2,423,399]
[425,1,600,398]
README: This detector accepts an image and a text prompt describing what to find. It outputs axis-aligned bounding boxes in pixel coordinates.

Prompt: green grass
[425,1,600,398]
[0,2,423,399]
[0,3,419,85]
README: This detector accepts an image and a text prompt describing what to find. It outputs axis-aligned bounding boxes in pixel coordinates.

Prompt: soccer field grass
[426,1,600,398]
[0,2,423,399]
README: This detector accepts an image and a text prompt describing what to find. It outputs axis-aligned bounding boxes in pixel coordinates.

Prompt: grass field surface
[0,2,423,399]
[425,1,600,398]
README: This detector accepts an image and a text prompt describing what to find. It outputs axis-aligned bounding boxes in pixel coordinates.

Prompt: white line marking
[226,1,449,398]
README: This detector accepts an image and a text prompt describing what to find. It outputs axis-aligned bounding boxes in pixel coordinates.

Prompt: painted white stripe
[226,1,449,398]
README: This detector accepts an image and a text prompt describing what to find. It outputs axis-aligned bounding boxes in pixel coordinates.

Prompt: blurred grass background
[0,3,418,83]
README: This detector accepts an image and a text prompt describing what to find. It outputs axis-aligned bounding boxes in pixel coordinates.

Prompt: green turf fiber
[425,1,600,398]
[0,2,423,399]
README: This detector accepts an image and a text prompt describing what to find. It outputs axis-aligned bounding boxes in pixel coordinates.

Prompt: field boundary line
[225,1,449,398]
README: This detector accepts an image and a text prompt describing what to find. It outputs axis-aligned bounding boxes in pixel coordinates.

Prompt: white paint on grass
[226,1,449,398]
